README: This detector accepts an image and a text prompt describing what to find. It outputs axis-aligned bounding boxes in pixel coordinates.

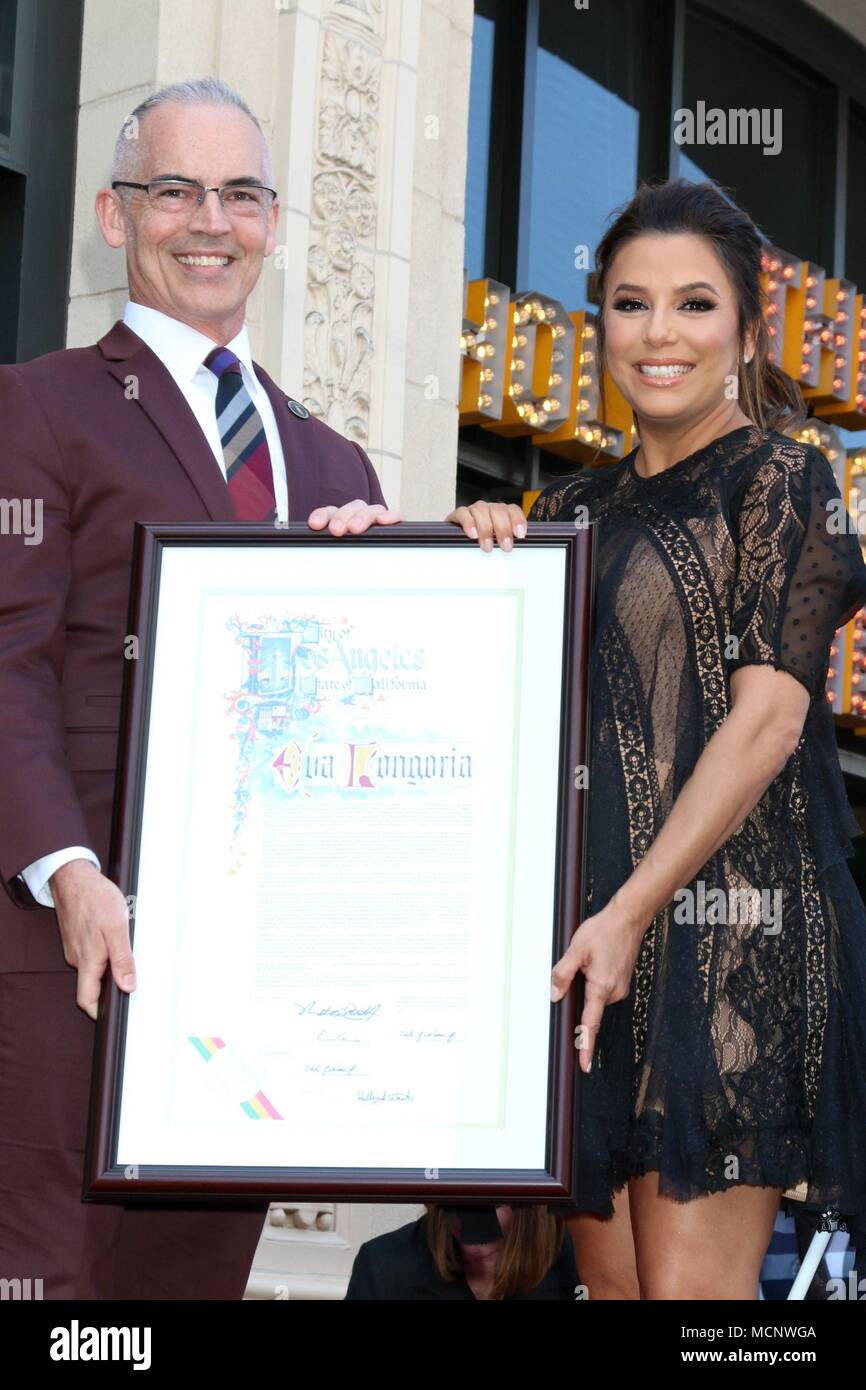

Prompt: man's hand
[307,500,401,535]
[50,859,136,1021]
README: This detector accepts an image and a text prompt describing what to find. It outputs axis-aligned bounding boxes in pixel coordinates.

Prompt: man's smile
[172,252,235,271]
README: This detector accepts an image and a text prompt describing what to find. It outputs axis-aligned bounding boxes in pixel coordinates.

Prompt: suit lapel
[98,321,236,522]
[255,366,320,523]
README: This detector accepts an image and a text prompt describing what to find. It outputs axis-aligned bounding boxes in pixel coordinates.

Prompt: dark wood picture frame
[84,521,595,1205]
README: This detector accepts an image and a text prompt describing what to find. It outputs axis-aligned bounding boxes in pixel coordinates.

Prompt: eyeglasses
[111,178,277,217]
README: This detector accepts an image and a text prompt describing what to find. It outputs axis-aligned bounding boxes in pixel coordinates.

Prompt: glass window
[464,0,498,280]
[0,0,16,141]
[846,102,866,291]
[518,0,650,311]
[679,4,835,266]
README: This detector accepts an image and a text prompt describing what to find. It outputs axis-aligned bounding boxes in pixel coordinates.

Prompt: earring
[743,349,753,364]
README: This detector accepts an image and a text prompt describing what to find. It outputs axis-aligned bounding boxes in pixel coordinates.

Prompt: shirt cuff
[19,846,101,907]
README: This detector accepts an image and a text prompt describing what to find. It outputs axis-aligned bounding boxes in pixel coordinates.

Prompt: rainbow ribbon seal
[188,1035,283,1120]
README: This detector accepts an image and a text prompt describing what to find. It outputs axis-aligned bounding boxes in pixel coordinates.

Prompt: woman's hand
[445,501,528,551]
[552,897,647,1074]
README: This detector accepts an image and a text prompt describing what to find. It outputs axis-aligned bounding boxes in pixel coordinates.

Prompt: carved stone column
[262,0,471,519]
[304,1,382,445]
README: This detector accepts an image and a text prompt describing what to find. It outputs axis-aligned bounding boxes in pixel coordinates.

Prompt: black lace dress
[530,423,866,1243]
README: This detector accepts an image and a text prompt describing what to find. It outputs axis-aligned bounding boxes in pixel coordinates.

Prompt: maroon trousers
[0,970,268,1299]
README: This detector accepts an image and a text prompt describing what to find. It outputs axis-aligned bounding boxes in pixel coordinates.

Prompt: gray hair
[111,78,274,187]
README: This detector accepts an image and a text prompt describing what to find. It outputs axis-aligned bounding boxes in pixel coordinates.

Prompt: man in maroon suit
[0,79,398,1298]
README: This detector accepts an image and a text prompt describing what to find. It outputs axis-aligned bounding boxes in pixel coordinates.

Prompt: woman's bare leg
[628,1170,782,1299]
[565,1183,641,1300]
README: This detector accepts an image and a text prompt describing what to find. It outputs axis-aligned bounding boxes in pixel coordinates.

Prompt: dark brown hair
[591,176,807,463]
[423,1204,566,1299]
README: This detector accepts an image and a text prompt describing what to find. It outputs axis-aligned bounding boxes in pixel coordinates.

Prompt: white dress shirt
[21,302,290,907]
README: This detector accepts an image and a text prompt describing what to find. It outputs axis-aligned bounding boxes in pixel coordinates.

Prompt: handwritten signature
[304,1062,359,1077]
[294,999,382,1021]
[357,1089,414,1104]
[399,1028,458,1044]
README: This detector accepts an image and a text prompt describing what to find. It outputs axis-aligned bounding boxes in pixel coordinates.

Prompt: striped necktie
[203,346,277,521]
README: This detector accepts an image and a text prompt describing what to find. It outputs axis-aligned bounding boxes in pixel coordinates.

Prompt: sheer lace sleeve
[727,438,866,700]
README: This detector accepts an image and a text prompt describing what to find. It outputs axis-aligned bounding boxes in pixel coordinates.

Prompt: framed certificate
[84,522,595,1203]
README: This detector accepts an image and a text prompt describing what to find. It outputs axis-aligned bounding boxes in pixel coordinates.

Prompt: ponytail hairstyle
[591,176,807,464]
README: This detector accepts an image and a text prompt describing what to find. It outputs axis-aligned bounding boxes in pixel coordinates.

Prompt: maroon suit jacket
[0,320,386,972]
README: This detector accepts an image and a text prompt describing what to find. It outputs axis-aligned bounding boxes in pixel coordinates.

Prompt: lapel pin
[286,398,310,419]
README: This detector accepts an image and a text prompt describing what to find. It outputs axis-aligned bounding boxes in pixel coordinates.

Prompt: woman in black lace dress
[448,178,866,1299]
